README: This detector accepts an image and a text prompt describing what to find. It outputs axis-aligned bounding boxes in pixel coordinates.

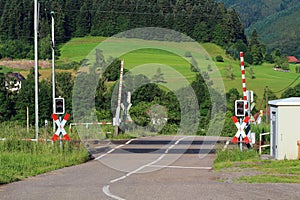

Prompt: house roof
[6,72,25,81]
[287,56,300,63]
[269,97,300,106]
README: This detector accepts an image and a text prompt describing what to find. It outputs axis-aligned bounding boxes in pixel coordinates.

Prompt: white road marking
[95,139,136,160]
[149,165,212,170]
[102,136,191,200]
[125,140,133,145]
[110,176,127,184]
[103,185,125,200]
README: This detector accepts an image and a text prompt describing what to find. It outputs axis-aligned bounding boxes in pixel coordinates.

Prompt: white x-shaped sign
[231,116,250,144]
[52,113,71,141]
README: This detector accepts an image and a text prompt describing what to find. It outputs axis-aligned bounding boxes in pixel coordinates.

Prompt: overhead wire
[273,75,300,93]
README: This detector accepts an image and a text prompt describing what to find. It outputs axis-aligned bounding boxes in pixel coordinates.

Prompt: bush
[185,51,192,57]
[295,66,300,74]
[281,63,290,71]
[251,123,270,142]
[159,123,178,135]
[56,61,81,70]
[207,64,212,71]
[215,55,224,62]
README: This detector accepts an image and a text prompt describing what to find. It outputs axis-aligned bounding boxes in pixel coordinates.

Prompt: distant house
[287,56,300,64]
[5,72,25,92]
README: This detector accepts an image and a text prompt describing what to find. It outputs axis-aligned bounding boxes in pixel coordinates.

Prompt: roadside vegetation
[0,122,89,185]
[214,148,300,183]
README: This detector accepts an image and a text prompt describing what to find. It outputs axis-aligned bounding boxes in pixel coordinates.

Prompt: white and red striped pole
[240,52,248,110]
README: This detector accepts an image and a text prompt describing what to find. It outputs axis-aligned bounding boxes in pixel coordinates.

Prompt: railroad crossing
[1,136,299,200]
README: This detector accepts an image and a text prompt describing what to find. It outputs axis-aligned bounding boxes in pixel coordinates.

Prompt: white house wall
[277,106,300,160]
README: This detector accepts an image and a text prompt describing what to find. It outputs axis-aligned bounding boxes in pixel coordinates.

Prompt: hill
[2,36,298,108]
[216,0,300,56]
[58,36,300,106]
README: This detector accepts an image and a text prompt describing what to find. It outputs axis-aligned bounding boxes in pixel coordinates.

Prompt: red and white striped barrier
[52,113,71,141]
[69,122,113,133]
[231,116,250,144]
[1,138,53,142]
[240,52,248,110]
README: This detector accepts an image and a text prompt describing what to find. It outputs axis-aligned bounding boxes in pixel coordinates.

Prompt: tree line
[0,0,247,59]
[0,0,289,67]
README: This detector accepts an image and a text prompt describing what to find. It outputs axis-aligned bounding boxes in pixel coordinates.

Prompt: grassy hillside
[57,36,300,107]
[1,36,298,108]
[201,43,299,104]
[58,36,107,63]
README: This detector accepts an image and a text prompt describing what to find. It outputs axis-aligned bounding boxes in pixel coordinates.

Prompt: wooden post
[114,60,124,137]
[27,106,29,133]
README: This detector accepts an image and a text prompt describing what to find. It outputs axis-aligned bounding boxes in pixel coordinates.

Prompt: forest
[217,0,300,56]
[0,0,247,59]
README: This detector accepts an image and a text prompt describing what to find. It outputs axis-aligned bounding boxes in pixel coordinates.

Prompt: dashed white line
[102,136,191,200]
[95,138,136,160]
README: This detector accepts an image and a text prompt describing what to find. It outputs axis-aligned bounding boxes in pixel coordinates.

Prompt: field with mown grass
[2,36,299,104]
[58,36,107,63]
[0,122,89,185]
[214,149,300,183]
[58,36,300,106]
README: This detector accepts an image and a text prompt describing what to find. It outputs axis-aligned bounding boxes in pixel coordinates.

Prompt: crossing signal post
[52,97,70,145]
[54,97,65,115]
[232,52,253,150]
[235,100,246,117]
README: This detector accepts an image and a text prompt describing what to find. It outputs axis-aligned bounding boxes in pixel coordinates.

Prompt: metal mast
[51,11,56,132]
[34,0,39,139]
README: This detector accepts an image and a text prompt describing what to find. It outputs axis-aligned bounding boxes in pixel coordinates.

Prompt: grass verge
[0,140,89,185]
[0,122,90,185]
[213,148,259,170]
[214,148,300,183]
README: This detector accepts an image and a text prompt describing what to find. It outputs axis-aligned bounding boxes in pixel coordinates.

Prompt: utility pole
[51,11,56,133]
[34,0,39,139]
[265,86,269,123]
[114,60,124,137]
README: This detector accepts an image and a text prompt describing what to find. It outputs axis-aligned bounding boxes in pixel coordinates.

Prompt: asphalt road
[1,135,300,200]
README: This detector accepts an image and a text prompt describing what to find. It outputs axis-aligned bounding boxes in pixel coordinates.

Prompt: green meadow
[58,36,107,63]
[59,36,300,106]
